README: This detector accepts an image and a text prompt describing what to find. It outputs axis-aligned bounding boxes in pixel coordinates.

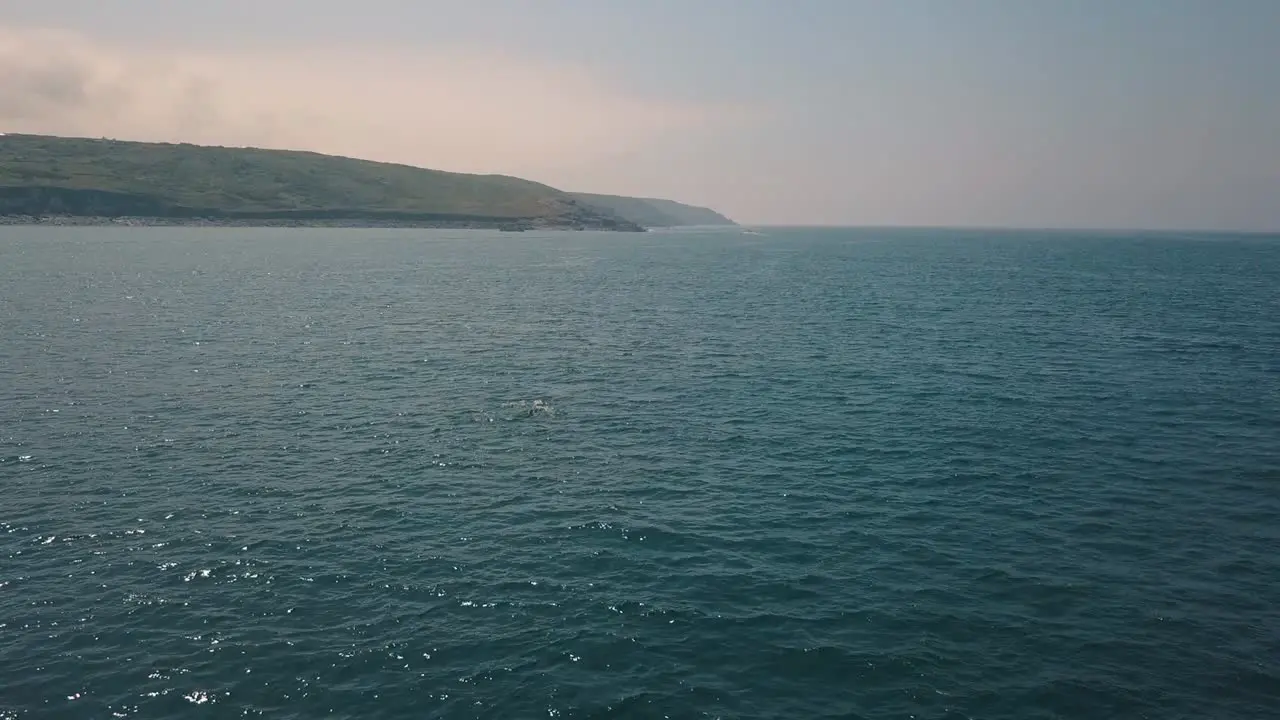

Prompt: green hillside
[569,192,735,227]
[0,134,641,230]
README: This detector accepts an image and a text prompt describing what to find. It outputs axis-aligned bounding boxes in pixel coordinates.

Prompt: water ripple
[1,227,1278,719]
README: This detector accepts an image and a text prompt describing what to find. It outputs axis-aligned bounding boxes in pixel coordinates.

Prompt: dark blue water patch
[1,226,1278,719]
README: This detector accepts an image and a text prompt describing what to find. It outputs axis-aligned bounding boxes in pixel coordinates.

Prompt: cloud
[0,25,718,177]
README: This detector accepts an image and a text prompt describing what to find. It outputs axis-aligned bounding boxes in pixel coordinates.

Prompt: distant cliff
[0,134,643,231]
[569,192,736,228]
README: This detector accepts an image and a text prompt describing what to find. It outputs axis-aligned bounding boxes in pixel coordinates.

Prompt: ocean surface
[1,226,1278,720]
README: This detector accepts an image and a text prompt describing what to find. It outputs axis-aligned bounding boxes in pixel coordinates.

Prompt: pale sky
[3,0,1278,230]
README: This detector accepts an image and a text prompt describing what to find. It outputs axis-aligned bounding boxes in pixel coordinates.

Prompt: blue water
[2,226,1278,719]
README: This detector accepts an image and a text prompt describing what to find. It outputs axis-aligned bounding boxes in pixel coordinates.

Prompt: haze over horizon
[3,1,1278,231]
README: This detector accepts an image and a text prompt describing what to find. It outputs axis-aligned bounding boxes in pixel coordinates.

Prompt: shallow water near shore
[2,226,1278,719]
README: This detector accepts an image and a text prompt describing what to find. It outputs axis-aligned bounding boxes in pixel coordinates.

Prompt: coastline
[0,215,646,231]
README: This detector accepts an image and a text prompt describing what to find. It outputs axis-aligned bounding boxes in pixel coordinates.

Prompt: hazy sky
[3,1,1278,229]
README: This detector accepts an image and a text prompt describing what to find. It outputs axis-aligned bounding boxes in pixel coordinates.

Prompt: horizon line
[739,223,1280,236]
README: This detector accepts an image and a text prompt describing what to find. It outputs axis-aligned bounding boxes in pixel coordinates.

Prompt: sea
[1,226,1278,720]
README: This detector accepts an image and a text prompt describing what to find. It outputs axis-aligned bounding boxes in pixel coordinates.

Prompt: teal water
[1,226,1278,719]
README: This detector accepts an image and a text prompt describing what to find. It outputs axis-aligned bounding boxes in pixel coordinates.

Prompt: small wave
[183,691,215,705]
[501,399,556,417]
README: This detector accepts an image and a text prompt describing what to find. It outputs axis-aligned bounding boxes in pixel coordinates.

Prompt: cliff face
[0,134,643,231]
[569,192,736,228]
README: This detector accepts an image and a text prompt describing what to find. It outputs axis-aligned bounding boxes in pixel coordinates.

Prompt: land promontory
[568,192,735,228]
[0,134,734,231]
